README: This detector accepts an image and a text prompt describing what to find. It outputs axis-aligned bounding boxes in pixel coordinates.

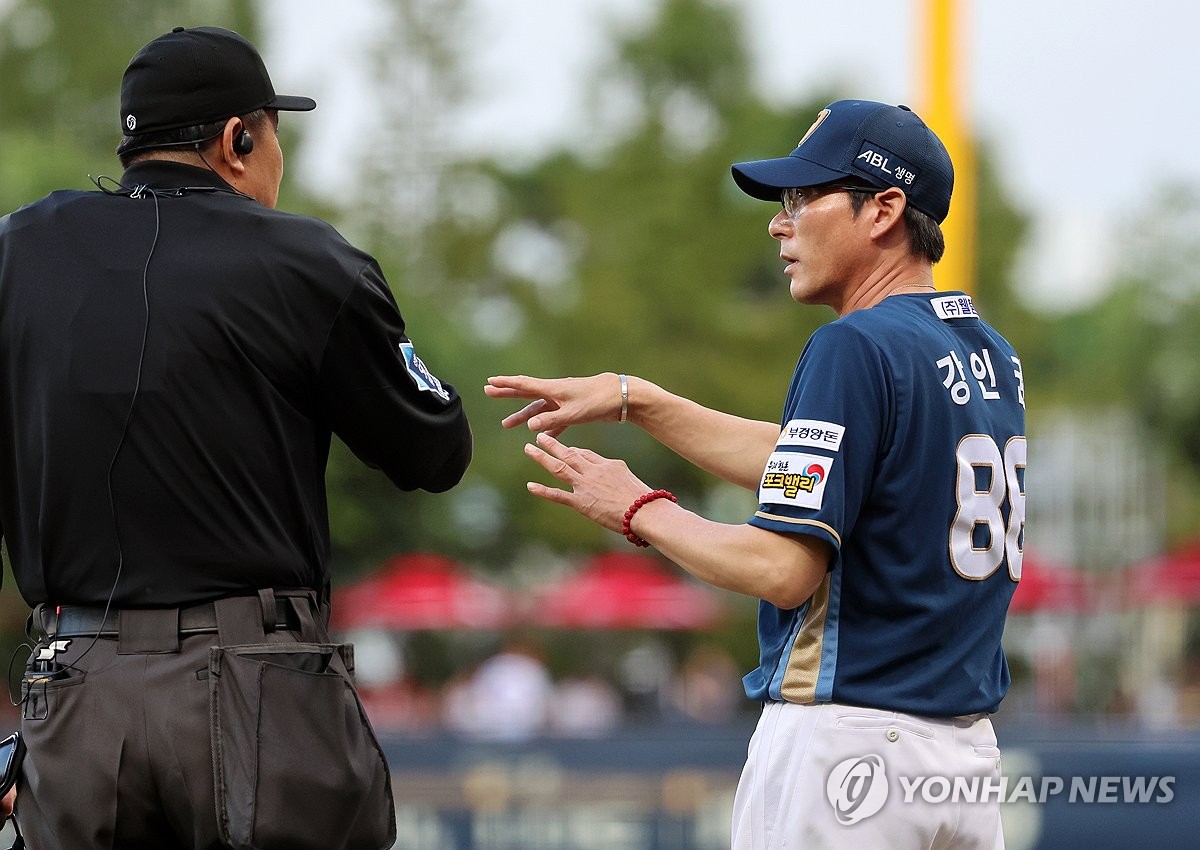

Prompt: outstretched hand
[484,373,623,436]
[521,432,650,534]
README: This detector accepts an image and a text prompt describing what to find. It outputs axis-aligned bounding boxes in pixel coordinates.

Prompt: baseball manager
[488,100,1025,849]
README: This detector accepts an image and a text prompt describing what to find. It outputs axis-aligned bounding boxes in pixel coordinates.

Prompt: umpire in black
[0,26,472,849]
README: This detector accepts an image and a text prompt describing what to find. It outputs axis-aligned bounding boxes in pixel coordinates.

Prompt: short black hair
[847,189,946,264]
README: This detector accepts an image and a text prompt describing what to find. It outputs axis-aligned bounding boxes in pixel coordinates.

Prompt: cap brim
[267,94,316,112]
[730,154,848,202]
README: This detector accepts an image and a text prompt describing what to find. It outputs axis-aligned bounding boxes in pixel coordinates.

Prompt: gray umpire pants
[16,590,395,850]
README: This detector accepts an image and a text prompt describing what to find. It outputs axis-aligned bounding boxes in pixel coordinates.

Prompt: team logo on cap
[126,114,137,131]
[797,108,830,147]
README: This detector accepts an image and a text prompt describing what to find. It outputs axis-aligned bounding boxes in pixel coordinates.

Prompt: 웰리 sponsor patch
[931,295,978,320]
[758,452,831,510]
[777,419,845,452]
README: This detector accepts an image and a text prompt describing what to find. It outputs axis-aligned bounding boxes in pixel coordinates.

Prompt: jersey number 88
[950,435,1027,581]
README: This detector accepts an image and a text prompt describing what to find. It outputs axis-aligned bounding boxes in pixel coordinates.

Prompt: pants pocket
[834,712,936,740]
[209,643,395,850]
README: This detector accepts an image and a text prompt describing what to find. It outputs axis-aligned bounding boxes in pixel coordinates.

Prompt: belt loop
[28,604,51,641]
[258,588,277,634]
[299,594,321,642]
[286,592,326,643]
[318,580,332,627]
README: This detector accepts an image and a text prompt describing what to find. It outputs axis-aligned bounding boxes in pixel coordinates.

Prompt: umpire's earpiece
[233,131,254,156]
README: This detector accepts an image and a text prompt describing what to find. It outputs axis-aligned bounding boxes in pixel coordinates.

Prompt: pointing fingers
[524,432,584,480]
[484,375,540,397]
[522,436,584,511]
[499,398,552,430]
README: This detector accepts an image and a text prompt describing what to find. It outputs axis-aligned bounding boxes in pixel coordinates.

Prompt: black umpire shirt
[0,161,472,607]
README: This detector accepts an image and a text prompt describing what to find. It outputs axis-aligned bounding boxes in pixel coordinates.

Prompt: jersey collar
[117,160,243,197]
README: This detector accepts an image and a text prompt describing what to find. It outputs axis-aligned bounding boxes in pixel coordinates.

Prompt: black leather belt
[47,598,298,639]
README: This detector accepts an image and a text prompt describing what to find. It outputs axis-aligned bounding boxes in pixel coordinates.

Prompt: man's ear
[220,117,249,175]
[869,187,907,241]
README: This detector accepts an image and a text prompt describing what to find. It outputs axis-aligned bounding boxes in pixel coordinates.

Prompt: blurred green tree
[356,0,1036,576]
[334,0,830,571]
[0,1,260,213]
[1028,185,1200,543]
[0,0,1038,587]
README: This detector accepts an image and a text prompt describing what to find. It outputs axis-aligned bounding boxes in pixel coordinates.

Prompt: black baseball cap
[731,100,954,223]
[118,26,315,151]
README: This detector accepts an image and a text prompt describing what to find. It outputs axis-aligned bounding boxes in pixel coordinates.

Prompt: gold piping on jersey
[780,572,832,704]
[752,512,842,547]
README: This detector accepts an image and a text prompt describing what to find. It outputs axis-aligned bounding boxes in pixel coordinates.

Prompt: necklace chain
[886,283,936,297]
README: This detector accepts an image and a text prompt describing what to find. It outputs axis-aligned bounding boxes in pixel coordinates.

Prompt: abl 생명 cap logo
[826,754,889,825]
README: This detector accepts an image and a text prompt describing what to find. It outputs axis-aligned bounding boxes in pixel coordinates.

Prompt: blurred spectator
[550,675,624,737]
[670,644,740,724]
[346,628,406,687]
[618,638,675,717]
[1138,677,1181,730]
[1028,619,1077,716]
[442,636,554,741]
[440,667,481,735]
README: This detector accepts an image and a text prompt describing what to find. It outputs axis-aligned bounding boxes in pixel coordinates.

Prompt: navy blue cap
[731,100,954,223]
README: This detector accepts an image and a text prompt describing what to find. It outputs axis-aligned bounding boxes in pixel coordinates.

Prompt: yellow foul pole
[917,0,974,294]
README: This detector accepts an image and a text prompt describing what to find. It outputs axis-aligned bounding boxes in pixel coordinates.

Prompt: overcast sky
[263,0,1198,310]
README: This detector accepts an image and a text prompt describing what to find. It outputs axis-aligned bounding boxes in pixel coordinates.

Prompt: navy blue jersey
[746,292,1026,716]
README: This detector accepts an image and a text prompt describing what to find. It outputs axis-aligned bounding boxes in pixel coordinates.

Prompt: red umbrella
[527,551,726,630]
[332,552,513,631]
[1008,550,1090,614]
[1125,541,1200,606]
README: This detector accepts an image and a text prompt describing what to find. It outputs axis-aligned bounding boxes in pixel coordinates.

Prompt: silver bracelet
[618,373,629,423]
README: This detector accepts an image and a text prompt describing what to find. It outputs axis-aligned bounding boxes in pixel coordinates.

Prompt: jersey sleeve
[747,322,889,552]
[316,260,472,493]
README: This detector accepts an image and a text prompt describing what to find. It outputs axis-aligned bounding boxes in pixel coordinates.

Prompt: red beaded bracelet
[621,489,677,548]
